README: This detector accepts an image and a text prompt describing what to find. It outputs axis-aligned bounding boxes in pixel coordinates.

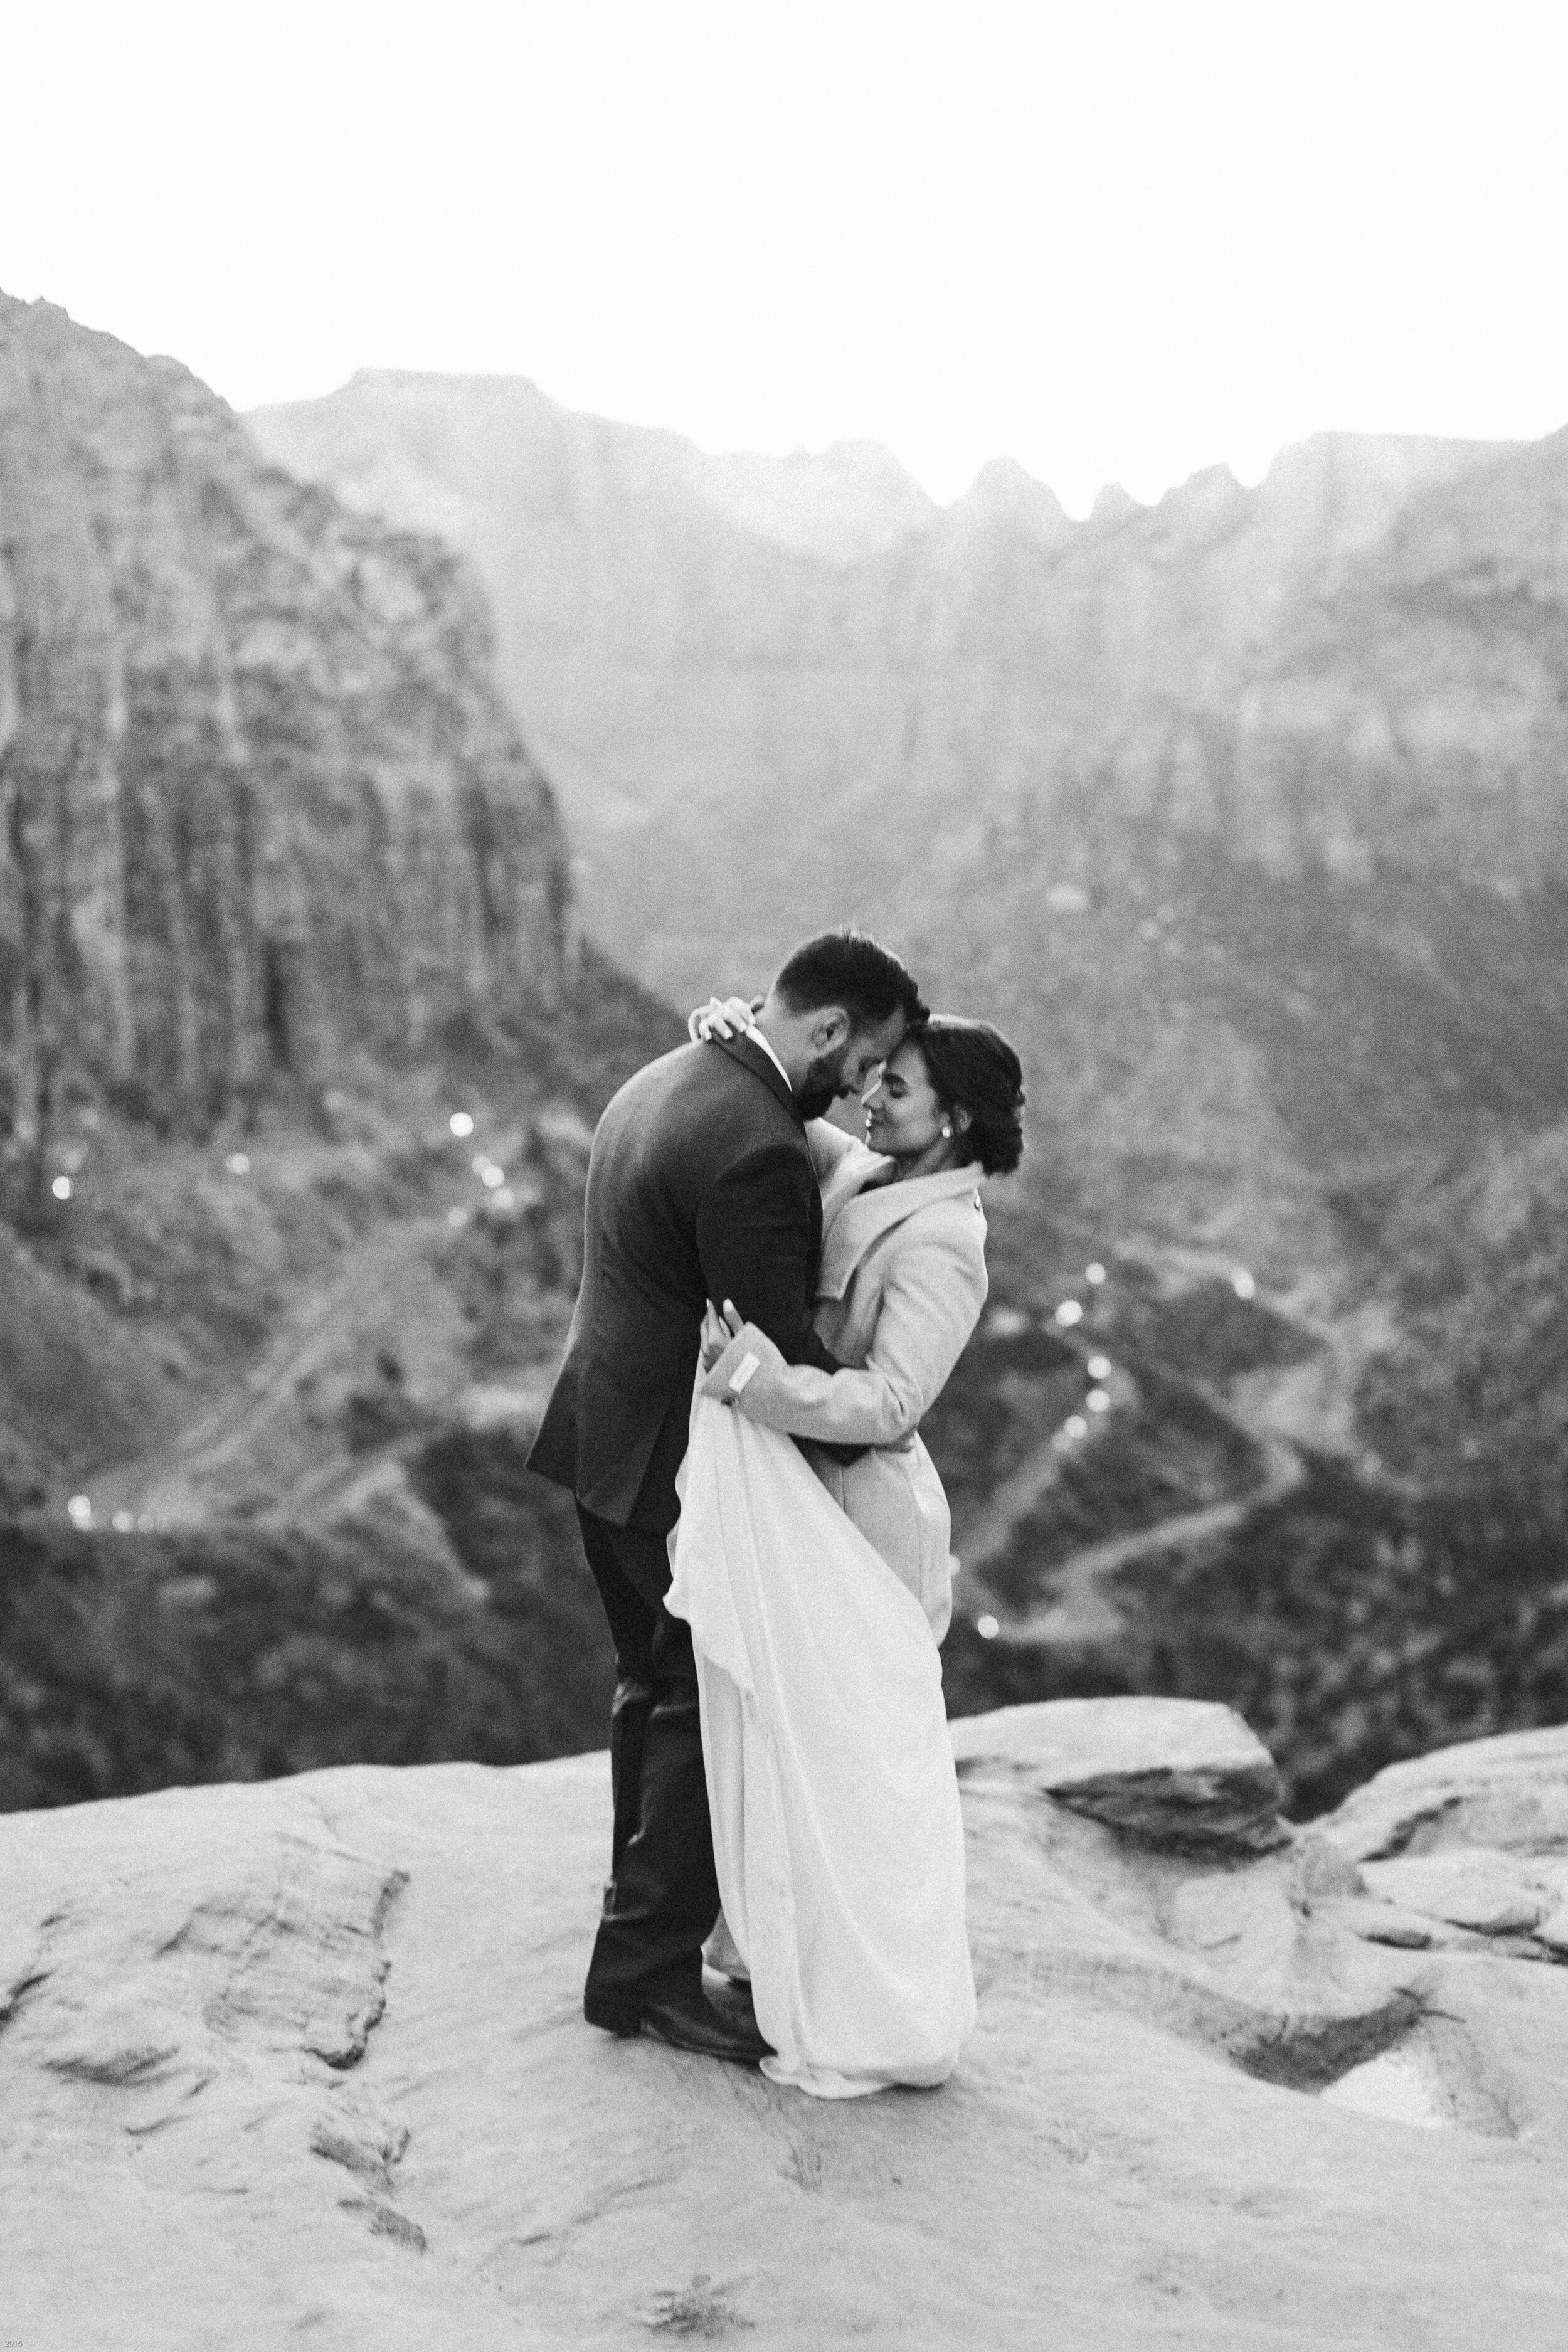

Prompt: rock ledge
[5,1702,1567,2349]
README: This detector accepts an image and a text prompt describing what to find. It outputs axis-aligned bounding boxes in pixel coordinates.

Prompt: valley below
[8,1051,1563,1832]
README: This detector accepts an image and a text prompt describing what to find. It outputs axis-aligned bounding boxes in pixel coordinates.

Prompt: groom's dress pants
[576,1505,721,2006]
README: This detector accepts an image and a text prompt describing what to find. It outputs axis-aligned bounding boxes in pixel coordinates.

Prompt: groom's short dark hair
[773,928,928,1031]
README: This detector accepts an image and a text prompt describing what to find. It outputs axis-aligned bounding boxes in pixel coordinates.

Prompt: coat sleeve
[805,1118,862,1185]
[694,1142,842,1376]
[702,1210,988,1446]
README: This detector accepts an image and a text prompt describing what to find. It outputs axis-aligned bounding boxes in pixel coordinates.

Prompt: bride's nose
[861,1066,886,1108]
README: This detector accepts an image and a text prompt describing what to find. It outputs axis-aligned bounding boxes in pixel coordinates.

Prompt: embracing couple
[528,929,1025,2099]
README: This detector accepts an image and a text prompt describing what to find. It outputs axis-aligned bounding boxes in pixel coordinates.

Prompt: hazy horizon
[3,1,1566,515]
[9,289,1559,529]
[240,352,1559,522]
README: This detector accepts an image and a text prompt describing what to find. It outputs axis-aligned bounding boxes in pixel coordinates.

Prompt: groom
[528,928,926,2062]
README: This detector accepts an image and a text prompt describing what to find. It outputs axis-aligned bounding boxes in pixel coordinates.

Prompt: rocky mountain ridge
[249,373,1568,1279]
[248,373,1526,981]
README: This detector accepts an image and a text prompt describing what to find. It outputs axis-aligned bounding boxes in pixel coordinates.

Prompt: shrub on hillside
[0,1491,613,1813]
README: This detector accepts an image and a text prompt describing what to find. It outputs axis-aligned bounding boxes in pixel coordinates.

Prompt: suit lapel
[712,1031,800,1123]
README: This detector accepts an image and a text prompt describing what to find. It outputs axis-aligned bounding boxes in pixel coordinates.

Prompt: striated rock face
[0,299,575,1154]
[248,377,1528,999]
[6,1699,1567,2348]
[1241,428,1568,888]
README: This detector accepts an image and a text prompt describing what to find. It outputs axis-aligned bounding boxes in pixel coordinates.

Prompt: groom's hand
[699,1297,746,1374]
[695,1145,844,1382]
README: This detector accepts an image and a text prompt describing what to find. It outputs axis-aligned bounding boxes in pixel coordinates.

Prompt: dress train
[665,1396,975,2098]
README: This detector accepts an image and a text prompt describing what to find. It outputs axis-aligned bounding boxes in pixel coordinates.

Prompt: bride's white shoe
[703,1908,751,1983]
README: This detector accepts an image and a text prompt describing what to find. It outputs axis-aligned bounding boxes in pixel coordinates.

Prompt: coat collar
[711,1030,800,1123]
[817,1161,985,1300]
[818,1133,893,1229]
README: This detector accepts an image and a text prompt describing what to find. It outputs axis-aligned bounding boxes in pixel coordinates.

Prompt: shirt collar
[743,1021,794,1095]
[711,1030,798,1122]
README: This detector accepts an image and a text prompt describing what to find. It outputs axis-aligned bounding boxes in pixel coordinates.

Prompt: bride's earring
[941,1121,952,1138]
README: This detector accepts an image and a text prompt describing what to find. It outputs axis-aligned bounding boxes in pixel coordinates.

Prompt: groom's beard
[794,1046,853,1121]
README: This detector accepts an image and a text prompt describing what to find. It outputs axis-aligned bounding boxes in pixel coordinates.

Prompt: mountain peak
[948,457,1071,543]
[695,438,937,560]
[342,365,546,400]
[1090,480,1145,526]
[1160,462,1246,516]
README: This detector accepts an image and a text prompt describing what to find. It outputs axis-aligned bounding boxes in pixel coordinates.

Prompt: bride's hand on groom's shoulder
[687,993,763,1043]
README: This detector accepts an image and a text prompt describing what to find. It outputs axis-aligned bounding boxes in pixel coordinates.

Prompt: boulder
[1316,1722,1568,1862]
[4,1700,1568,2349]
[1360,1850,1554,1938]
[1337,1899,1440,1951]
[950,1695,1287,1851]
[1537,1907,1568,1956]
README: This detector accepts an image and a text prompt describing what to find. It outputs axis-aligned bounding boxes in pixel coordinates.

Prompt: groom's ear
[808,1005,851,1052]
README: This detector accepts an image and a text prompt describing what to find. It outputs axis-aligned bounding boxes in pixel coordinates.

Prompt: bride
[666,997,1025,2098]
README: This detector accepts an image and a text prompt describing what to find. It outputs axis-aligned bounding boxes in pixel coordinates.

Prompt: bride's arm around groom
[700,1179,987,1452]
[692,1003,1026,1645]
[699,1157,988,1644]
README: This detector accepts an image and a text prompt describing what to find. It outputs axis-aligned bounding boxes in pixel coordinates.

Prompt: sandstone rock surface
[1318,1721,1568,1862]
[6,1699,1566,2348]
[948,1693,1286,1851]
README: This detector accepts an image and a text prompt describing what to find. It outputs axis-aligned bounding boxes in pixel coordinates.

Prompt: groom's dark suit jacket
[527,1033,844,1538]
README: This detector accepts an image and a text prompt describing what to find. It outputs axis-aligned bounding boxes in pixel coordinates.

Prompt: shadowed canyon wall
[0,300,575,1175]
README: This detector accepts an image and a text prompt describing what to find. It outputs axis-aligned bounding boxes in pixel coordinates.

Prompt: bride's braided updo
[910,1016,1026,1177]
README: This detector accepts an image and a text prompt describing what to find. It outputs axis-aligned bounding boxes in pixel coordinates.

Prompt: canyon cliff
[1,300,575,1173]
[0,295,672,1622]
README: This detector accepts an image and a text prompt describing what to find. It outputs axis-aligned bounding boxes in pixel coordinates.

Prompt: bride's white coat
[666,1396,976,2097]
[706,1125,989,1640]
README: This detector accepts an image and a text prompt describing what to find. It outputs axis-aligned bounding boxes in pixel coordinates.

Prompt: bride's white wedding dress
[665,1391,976,2099]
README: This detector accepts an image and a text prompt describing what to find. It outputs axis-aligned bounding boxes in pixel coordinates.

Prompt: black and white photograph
[3,2,1567,2342]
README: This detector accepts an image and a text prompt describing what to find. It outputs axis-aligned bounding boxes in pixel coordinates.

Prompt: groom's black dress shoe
[584,1982,773,2066]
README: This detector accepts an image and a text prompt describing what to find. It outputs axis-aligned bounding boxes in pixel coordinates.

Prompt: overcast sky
[3,0,1565,512]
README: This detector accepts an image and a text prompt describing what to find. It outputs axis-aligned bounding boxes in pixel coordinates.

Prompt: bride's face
[861,1040,945,1158]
